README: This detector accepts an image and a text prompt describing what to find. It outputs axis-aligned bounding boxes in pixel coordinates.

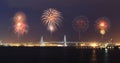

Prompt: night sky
[0,0,120,42]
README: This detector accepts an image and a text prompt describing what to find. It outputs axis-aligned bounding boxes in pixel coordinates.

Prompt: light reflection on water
[1,47,119,63]
[104,48,109,63]
[91,49,97,63]
[90,48,110,63]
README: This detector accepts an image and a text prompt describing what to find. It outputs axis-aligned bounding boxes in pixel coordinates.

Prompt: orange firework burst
[97,20,109,30]
[42,8,62,32]
[13,12,28,36]
[96,17,110,35]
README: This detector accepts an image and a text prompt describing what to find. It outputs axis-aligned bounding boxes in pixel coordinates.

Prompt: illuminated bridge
[0,35,120,49]
[0,41,120,49]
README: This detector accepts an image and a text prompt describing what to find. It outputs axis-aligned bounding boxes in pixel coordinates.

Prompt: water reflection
[91,49,97,63]
[91,49,110,63]
[104,48,109,63]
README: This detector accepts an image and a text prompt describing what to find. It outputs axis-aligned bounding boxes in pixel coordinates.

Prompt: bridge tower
[64,35,67,47]
[40,36,44,46]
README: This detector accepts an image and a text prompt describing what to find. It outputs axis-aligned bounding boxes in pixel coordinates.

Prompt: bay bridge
[0,35,120,49]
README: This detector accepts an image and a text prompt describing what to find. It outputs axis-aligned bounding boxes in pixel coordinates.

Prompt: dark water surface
[0,47,120,63]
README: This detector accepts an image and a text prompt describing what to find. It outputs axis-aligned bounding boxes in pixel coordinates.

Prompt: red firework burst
[97,20,109,30]
[73,16,89,32]
[13,12,28,36]
[96,17,110,35]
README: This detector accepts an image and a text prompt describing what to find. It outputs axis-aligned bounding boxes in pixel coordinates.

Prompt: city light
[90,43,98,48]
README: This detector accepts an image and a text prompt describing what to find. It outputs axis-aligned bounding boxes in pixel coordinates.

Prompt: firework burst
[13,12,28,36]
[73,16,89,32]
[100,29,105,35]
[72,16,89,41]
[48,24,55,32]
[41,8,62,32]
[96,17,110,35]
